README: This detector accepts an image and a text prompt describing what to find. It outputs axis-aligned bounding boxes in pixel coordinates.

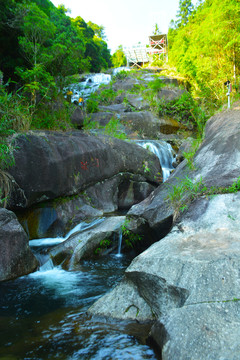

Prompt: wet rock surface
[8,131,161,209]
[49,216,126,270]
[0,208,38,281]
[89,102,240,358]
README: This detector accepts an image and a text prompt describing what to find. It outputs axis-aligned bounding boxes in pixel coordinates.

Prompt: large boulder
[0,208,38,281]
[8,131,161,209]
[151,302,240,360]
[120,111,181,139]
[89,192,240,357]
[112,77,140,92]
[48,216,126,270]
[128,101,240,236]
[157,88,186,103]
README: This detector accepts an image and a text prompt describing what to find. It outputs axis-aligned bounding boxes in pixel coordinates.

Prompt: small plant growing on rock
[121,219,142,248]
[142,161,150,174]
[95,238,112,255]
[167,176,207,215]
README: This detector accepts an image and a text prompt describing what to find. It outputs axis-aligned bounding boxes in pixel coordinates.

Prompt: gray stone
[8,131,161,208]
[98,104,127,113]
[70,106,85,128]
[157,88,186,103]
[87,112,114,126]
[112,77,140,92]
[126,94,150,111]
[151,302,240,360]
[49,216,126,270]
[128,101,240,236]
[0,208,38,281]
[89,191,240,356]
[88,278,154,321]
[120,111,181,139]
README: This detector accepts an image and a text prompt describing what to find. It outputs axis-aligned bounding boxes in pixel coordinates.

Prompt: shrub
[86,97,99,113]
[97,88,116,105]
[31,100,74,130]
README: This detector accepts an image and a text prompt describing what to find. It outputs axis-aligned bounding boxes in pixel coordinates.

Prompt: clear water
[136,140,175,182]
[0,254,157,359]
[65,73,112,103]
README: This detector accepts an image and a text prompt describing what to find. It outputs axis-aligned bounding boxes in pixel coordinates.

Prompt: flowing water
[136,140,175,182]
[0,74,176,359]
[0,222,157,359]
[65,73,112,103]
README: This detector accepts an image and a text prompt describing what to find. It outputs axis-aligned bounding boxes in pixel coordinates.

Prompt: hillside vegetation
[167,0,240,106]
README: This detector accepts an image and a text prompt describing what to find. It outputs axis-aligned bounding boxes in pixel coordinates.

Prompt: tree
[88,21,106,40]
[112,46,127,68]
[168,0,240,104]
[176,0,194,27]
[18,3,56,67]
[153,23,161,35]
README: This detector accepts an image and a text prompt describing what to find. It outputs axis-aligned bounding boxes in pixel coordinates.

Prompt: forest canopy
[168,0,240,104]
[0,0,112,85]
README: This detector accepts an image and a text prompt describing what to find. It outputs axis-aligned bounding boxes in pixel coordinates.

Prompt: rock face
[128,102,240,237]
[120,111,161,139]
[89,192,240,359]
[88,103,240,358]
[0,208,38,281]
[48,216,126,270]
[8,131,161,209]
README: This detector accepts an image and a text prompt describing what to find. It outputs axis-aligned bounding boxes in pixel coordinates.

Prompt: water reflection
[0,255,157,359]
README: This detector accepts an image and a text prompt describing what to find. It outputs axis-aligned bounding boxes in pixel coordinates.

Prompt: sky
[51,0,197,54]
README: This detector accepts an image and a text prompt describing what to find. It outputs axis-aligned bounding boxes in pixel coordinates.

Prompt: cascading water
[137,140,175,182]
[0,216,157,359]
[116,230,123,257]
[30,218,106,270]
[65,73,111,103]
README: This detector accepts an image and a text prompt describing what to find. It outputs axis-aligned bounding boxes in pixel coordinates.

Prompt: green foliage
[167,176,207,213]
[176,0,194,27]
[183,137,202,170]
[148,77,164,92]
[142,161,151,174]
[18,2,56,67]
[111,46,127,68]
[104,117,127,140]
[121,219,142,248]
[16,64,57,112]
[31,99,74,130]
[158,92,207,132]
[112,70,129,81]
[82,117,99,131]
[0,85,31,170]
[95,238,112,255]
[209,177,240,195]
[0,86,31,134]
[168,0,240,105]
[86,96,99,113]
[1,0,111,88]
[97,88,116,105]
[168,175,240,217]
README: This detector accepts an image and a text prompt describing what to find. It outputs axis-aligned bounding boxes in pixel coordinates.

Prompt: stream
[0,72,175,359]
[0,253,157,359]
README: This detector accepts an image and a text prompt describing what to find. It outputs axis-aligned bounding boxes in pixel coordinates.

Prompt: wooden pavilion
[148,34,167,60]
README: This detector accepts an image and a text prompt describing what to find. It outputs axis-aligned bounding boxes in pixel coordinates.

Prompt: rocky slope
[88,101,240,359]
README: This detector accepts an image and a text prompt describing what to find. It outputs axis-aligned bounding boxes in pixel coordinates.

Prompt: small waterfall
[30,218,105,270]
[137,140,175,182]
[112,66,130,75]
[65,73,111,103]
[29,218,105,248]
[115,230,123,257]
